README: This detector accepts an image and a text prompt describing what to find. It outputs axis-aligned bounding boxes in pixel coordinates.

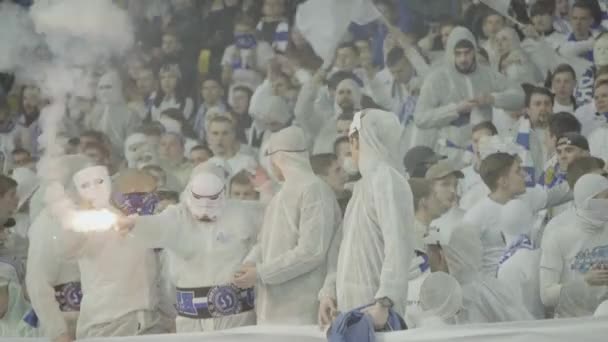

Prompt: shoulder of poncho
[368,163,408,188]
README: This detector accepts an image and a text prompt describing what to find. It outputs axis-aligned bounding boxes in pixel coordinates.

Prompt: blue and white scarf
[499,234,534,266]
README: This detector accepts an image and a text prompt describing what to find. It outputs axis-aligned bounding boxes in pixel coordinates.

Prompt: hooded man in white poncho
[318,109,414,329]
[234,126,340,325]
[85,71,141,160]
[414,26,525,163]
[117,162,261,332]
[540,174,608,318]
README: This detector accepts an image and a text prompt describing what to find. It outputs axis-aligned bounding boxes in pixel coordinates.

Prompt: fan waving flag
[515,117,537,188]
[296,0,382,67]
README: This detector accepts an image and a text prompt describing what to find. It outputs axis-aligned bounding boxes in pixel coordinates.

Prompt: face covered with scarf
[574,174,608,228]
[112,169,159,216]
[185,171,226,222]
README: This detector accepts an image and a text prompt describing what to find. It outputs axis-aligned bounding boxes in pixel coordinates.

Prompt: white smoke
[0,2,41,73]
[1,0,134,216]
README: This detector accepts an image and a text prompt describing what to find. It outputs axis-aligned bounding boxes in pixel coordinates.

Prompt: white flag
[296,0,382,67]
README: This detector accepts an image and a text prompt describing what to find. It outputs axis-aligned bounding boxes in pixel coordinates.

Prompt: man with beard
[295,72,363,154]
[414,27,525,162]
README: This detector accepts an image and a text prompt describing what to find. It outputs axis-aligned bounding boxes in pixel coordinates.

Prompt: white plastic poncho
[414,26,525,161]
[246,126,341,325]
[57,168,161,338]
[540,174,608,318]
[496,200,544,319]
[334,109,414,316]
[0,261,38,337]
[442,224,534,324]
[26,155,90,340]
[417,271,463,327]
[86,71,141,159]
[130,166,261,332]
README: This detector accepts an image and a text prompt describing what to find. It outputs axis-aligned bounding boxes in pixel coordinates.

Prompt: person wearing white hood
[496,200,545,319]
[233,125,340,325]
[249,95,292,183]
[57,166,163,338]
[414,26,525,162]
[540,174,608,318]
[85,71,141,160]
[26,155,90,342]
[0,260,38,337]
[116,163,259,332]
[425,224,533,324]
[416,271,463,328]
[318,110,414,329]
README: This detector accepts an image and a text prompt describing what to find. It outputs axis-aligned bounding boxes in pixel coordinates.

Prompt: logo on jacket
[570,245,608,273]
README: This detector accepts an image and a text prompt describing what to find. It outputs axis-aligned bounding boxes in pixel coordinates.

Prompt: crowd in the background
[1,0,608,341]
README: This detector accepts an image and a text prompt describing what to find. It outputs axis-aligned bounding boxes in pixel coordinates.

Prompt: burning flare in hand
[70,209,118,232]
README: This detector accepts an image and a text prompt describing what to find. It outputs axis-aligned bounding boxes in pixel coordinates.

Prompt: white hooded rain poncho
[57,166,162,339]
[128,163,261,332]
[495,27,544,84]
[440,224,534,324]
[540,174,608,318]
[331,109,414,316]
[86,71,141,159]
[0,260,38,337]
[26,155,91,340]
[414,26,525,162]
[496,200,544,319]
[245,126,341,325]
[417,271,463,327]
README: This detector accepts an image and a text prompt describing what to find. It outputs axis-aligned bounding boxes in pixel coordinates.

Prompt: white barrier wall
[43,316,605,342]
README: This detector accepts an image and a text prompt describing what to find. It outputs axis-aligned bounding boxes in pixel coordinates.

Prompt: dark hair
[333,136,350,155]
[232,85,253,99]
[230,170,254,187]
[530,1,553,18]
[190,144,213,155]
[525,85,554,107]
[310,153,338,176]
[157,190,179,202]
[386,47,406,68]
[80,130,106,144]
[155,63,189,114]
[596,65,608,82]
[201,74,223,88]
[138,121,165,136]
[455,39,475,51]
[546,64,577,87]
[11,148,30,157]
[328,71,359,91]
[572,1,598,23]
[83,141,110,159]
[408,177,432,212]
[337,42,359,55]
[548,112,581,138]
[479,152,517,192]
[472,121,498,135]
[566,156,606,188]
[0,175,17,197]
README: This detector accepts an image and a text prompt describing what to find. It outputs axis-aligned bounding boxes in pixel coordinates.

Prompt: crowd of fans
[0,0,608,341]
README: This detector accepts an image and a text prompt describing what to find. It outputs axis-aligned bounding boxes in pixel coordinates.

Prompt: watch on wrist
[376,297,394,308]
